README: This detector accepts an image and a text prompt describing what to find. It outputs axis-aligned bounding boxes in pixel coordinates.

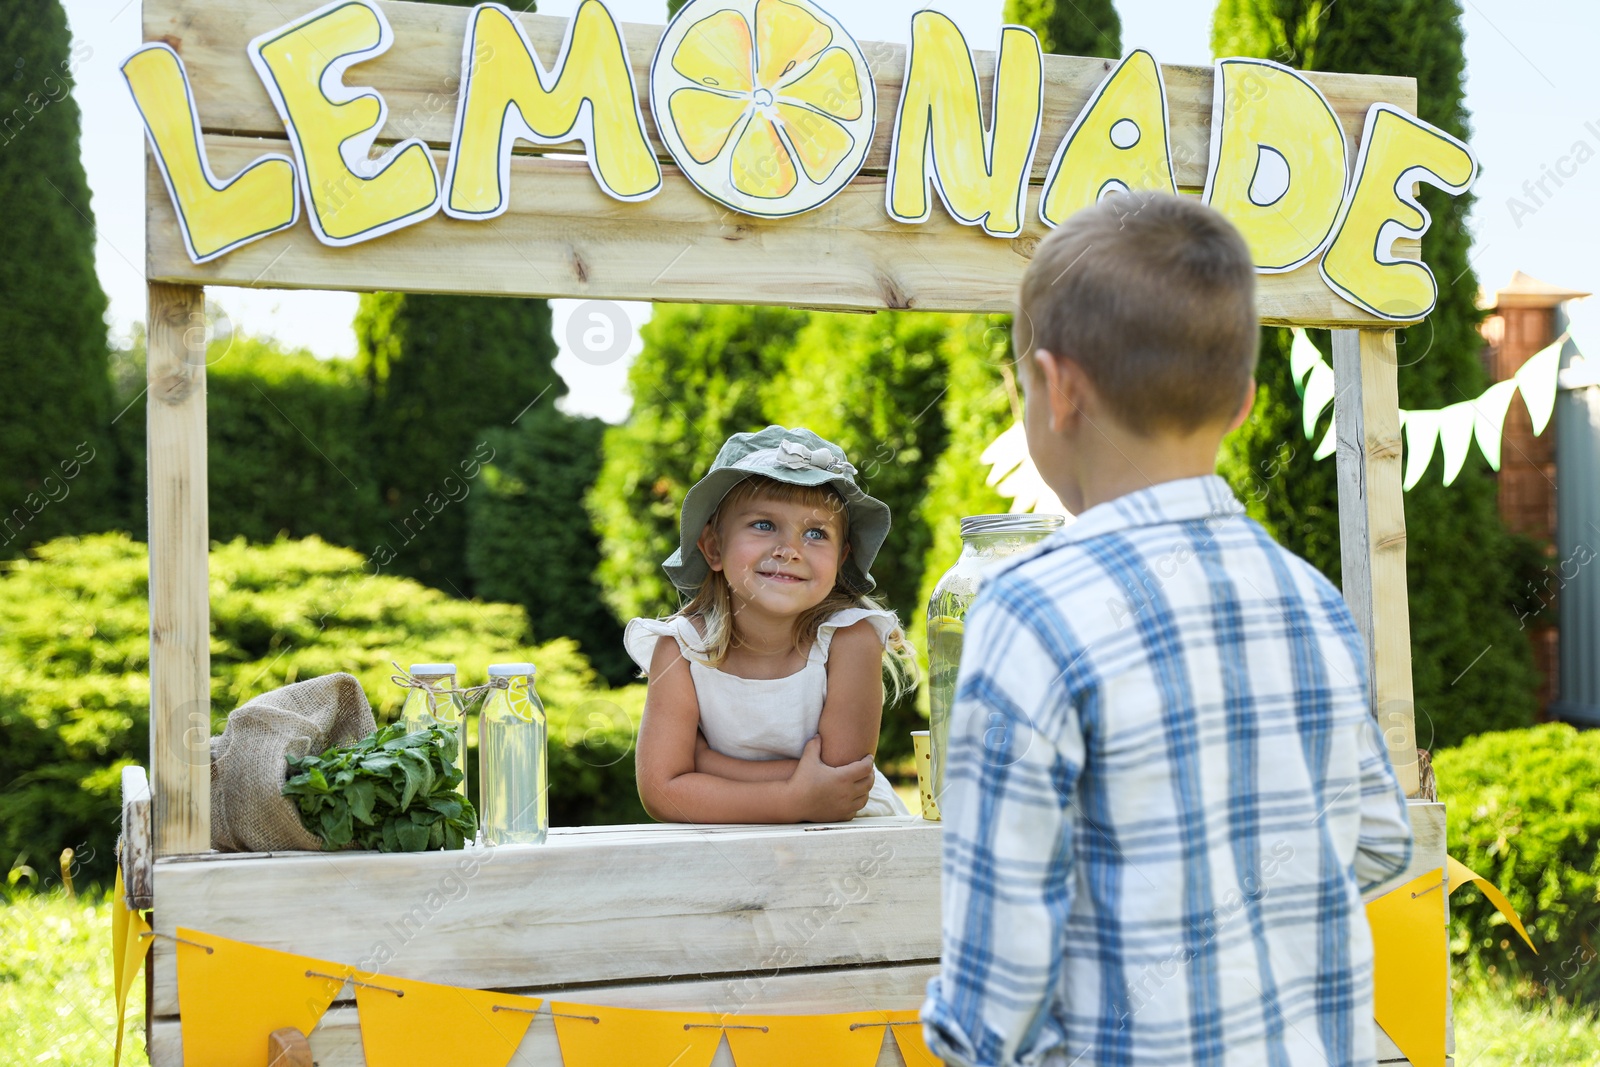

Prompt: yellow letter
[1039,50,1175,227]
[887,15,1042,238]
[1203,58,1348,272]
[446,1,661,219]
[249,0,439,246]
[121,44,298,263]
[1321,103,1477,320]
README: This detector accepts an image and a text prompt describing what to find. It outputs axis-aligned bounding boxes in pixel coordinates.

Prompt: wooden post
[147,282,212,856]
[1333,329,1420,797]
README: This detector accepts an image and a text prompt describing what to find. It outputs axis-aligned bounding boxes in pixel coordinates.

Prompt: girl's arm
[815,620,889,766]
[636,636,872,823]
[693,733,798,782]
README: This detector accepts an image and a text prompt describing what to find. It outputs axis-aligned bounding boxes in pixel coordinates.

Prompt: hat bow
[777,439,858,477]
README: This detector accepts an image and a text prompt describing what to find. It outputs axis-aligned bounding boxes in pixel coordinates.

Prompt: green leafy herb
[282,722,477,852]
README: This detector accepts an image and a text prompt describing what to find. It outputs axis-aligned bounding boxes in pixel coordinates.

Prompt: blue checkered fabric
[919,476,1414,1067]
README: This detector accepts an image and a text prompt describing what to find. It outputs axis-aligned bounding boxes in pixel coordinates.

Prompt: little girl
[628,426,918,824]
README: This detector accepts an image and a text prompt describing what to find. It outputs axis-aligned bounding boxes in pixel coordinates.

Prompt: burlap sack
[210,673,376,852]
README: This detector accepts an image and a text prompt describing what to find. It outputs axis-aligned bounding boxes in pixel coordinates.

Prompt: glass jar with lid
[926,514,1067,811]
[478,663,548,846]
[398,662,468,796]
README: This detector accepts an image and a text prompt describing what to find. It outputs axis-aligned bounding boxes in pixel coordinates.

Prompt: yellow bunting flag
[112,867,152,1067]
[356,974,541,1067]
[885,1010,943,1067]
[551,1002,722,1067]
[175,928,348,1067]
[1448,856,1537,953]
[1366,869,1447,1067]
[721,1010,890,1067]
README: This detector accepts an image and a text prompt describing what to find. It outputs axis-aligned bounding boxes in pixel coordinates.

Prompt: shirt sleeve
[1351,709,1414,896]
[918,578,1084,1067]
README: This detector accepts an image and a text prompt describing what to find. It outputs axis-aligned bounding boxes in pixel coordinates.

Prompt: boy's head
[1016,193,1259,509]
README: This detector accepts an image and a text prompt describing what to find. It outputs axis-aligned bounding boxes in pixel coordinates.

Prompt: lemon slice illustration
[651,0,876,218]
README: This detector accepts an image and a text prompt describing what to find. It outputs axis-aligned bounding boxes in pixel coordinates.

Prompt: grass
[1,890,149,1067]
[4,893,1595,1067]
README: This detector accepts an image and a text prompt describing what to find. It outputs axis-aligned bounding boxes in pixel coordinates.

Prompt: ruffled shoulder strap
[623,615,715,674]
[810,607,904,665]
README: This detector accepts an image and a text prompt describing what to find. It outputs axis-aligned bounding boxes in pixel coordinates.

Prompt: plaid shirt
[920,476,1413,1067]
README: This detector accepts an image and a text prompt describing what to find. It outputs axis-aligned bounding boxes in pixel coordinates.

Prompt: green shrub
[0,534,646,889]
[1436,724,1600,1008]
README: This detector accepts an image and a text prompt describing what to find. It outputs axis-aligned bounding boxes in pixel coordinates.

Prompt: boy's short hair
[1016,192,1259,435]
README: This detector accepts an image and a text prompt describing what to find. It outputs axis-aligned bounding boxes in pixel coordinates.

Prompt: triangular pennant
[356,974,541,1067]
[1447,856,1537,953]
[1301,360,1336,441]
[1472,379,1520,471]
[113,868,153,1067]
[721,1011,889,1067]
[551,1002,722,1067]
[885,1011,944,1067]
[1514,337,1566,437]
[1401,409,1441,491]
[1314,418,1337,460]
[1436,402,1477,486]
[175,928,347,1067]
[1366,869,1448,1067]
[1290,328,1324,396]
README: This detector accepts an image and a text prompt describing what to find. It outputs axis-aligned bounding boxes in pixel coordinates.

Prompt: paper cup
[911,730,941,821]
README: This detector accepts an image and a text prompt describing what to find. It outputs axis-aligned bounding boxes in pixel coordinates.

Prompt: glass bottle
[478,663,548,846]
[927,514,1067,808]
[399,663,467,796]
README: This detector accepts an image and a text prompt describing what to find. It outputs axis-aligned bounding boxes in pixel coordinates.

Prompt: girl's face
[697,493,849,619]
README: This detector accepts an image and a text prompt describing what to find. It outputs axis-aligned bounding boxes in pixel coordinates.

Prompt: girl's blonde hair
[671,475,919,705]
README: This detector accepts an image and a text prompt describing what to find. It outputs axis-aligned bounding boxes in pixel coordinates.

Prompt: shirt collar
[1057,475,1247,545]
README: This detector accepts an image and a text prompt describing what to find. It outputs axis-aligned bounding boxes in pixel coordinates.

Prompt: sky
[59,0,1600,423]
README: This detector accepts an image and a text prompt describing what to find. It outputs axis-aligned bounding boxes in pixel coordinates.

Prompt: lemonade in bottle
[927,515,1067,807]
[478,663,548,846]
[398,663,467,796]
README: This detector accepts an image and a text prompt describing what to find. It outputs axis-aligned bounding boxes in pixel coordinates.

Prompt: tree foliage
[1004,0,1122,57]
[0,2,117,558]
[1211,0,1539,747]
[468,405,632,685]
[0,533,644,887]
[356,293,564,595]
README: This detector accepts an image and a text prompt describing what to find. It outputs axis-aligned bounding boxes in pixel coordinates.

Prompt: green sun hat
[663,426,891,595]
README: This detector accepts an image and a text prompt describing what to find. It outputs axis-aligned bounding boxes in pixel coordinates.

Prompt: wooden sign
[130,0,1473,325]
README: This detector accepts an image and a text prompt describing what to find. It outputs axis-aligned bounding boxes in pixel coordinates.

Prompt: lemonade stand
[117,1,1464,1062]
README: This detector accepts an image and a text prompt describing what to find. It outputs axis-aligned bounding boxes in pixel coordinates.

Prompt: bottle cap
[409,663,457,676]
[487,663,538,677]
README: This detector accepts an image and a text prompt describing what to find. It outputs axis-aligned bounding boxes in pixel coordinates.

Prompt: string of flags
[112,856,1535,1067]
[1289,327,1575,489]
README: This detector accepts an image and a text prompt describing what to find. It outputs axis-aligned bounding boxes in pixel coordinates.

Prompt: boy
[919,193,1414,1066]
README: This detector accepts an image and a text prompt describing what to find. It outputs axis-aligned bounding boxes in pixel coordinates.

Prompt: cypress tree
[1212,0,1539,746]
[356,292,564,595]
[0,1,117,556]
[1004,0,1122,57]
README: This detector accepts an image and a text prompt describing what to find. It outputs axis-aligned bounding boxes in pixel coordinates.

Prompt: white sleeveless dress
[623,607,911,818]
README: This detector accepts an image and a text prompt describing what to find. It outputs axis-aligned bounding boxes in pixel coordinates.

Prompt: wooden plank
[120,765,154,909]
[149,963,938,1067]
[149,820,942,1016]
[1334,329,1421,796]
[147,136,1409,325]
[267,1028,313,1067]
[146,282,212,857]
[145,0,1415,187]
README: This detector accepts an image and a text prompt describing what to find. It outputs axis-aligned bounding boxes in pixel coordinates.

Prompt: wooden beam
[267,1028,313,1067]
[148,819,940,1016]
[1333,329,1420,797]
[147,137,1413,325]
[145,0,1415,187]
[146,281,212,857]
[119,765,154,909]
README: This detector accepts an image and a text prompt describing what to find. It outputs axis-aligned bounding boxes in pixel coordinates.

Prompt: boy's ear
[1034,347,1089,433]
[696,524,723,571]
[1226,380,1258,433]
